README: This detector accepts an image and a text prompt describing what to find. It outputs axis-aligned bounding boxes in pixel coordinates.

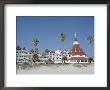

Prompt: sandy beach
[17,63,94,74]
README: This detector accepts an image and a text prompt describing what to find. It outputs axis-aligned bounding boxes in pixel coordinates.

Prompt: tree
[44,49,50,55]
[60,32,66,43]
[16,45,21,50]
[87,36,94,44]
[32,38,39,47]
[62,56,67,64]
[88,57,94,64]
[32,54,40,63]
[32,38,40,63]
[59,32,66,51]
[59,32,66,64]
[86,36,94,63]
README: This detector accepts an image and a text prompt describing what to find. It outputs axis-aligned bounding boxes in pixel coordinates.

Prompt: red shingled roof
[69,44,86,55]
[69,52,86,55]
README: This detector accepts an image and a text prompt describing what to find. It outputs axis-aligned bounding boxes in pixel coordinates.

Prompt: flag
[74,32,77,41]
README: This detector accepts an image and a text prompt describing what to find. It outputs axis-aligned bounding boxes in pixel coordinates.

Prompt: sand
[17,63,94,74]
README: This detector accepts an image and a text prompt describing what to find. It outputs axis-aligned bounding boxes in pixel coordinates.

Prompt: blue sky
[16,16,94,57]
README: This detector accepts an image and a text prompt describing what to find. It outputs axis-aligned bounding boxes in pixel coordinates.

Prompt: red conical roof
[69,33,86,56]
[69,44,86,55]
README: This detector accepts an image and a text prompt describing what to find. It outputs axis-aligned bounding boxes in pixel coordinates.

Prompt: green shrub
[23,62,29,65]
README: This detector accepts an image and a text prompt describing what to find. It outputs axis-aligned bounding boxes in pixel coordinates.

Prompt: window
[85,60,87,62]
[81,60,84,62]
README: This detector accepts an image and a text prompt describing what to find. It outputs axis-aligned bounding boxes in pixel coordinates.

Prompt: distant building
[16,32,89,64]
[16,49,32,63]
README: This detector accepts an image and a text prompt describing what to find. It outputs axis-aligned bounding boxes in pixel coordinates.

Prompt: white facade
[39,56,48,62]
[16,50,32,63]
[16,49,89,64]
[67,59,88,64]
[46,50,70,63]
[67,54,89,63]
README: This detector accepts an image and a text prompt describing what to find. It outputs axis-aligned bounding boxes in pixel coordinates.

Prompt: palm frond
[60,32,66,42]
[87,36,94,44]
[32,38,39,46]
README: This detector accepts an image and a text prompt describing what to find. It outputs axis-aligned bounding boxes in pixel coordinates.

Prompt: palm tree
[59,32,66,51]
[32,38,40,63]
[62,56,67,64]
[59,32,66,64]
[87,35,94,44]
[88,57,94,64]
[32,54,40,63]
[60,32,66,43]
[32,38,39,47]
[86,35,94,63]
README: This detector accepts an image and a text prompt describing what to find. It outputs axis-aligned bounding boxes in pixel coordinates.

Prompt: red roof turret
[69,33,86,56]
